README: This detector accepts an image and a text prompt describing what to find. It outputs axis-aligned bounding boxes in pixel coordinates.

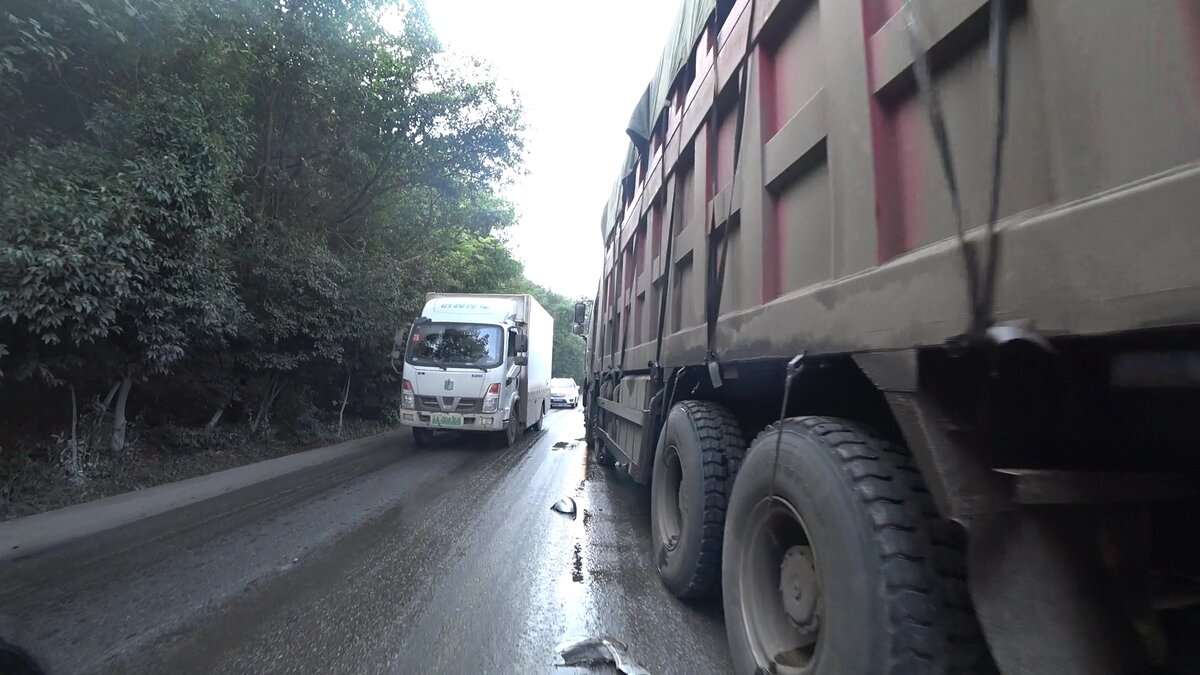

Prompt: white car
[549,378,579,408]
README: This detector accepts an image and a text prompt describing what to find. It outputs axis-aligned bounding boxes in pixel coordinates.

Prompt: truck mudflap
[879,384,1160,671]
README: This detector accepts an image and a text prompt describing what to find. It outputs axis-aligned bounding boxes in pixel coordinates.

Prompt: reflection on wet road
[7,409,731,674]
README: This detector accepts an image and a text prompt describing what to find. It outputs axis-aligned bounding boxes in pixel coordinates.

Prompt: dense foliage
[0,0,586,484]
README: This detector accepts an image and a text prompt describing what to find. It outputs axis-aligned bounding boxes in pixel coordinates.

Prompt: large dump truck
[582,0,1200,673]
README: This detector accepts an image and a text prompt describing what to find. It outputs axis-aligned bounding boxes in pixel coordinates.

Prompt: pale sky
[423,0,682,299]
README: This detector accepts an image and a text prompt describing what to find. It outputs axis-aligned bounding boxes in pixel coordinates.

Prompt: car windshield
[406,323,503,369]
[551,379,577,391]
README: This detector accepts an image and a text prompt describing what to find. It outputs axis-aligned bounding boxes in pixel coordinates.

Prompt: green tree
[1,0,531,472]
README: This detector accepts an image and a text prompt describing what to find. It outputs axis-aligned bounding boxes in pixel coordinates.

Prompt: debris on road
[550,496,577,516]
[555,635,651,675]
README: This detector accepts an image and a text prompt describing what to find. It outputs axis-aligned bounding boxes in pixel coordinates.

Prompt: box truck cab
[396,294,552,447]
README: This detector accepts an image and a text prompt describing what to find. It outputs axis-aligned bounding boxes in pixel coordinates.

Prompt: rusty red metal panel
[715,111,737,193]
[651,198,664,260]
[635,224,647,278]
[716,0,752,93]
[862,0,909,264]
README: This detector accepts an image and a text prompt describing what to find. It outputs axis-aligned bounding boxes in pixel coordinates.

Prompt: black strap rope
[904,0,1010,340]
[653,159,681,371]
[704,0,756,387]
[770,353,805,498]
[617,262,632,372]
[980,0,1010,331]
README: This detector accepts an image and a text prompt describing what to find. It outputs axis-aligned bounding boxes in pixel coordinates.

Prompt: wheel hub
[779,545,820,635]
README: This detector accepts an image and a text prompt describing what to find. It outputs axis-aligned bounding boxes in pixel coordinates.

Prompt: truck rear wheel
[496,401,520,448]
[584,403,613,466]
[531,401,545,432]
[593,438,616,467]
[722,416,988,675]
[651,400,745,599]
[584,410,595,445]
[592,382,615,467]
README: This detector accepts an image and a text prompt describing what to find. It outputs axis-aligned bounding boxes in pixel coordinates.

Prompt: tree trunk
[250,375,283,433]
[100,380,120,414]
[110,376,133,453]
[337,369,352,438]
[206,384,232,431]
[250,377,270,432]
[206,398,227,430]
[82,379,122,452]
[68,384,81,480]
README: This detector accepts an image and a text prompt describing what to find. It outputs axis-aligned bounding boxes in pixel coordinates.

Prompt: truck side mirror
[515,355,528,366]
[392,325,412,362]
[572,323,587,336]
[573,302,587,325]
[515,334,529,353]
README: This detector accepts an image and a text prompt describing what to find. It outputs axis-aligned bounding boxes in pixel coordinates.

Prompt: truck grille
[416,396,482,413]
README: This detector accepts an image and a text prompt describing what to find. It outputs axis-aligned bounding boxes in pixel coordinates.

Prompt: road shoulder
[0,430,411,570]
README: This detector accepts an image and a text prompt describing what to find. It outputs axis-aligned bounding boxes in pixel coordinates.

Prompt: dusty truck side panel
[586,0,1200,673]
[596,0,1200,373]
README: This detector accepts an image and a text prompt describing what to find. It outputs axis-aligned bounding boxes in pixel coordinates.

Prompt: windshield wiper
[413,361,490,372]
[439,363,490,371]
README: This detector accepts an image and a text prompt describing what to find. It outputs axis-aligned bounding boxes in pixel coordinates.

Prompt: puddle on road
[540,432,600,644]
[552,441,581,451]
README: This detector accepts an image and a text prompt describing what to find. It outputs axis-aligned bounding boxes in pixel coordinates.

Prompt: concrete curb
[0,430,413,570]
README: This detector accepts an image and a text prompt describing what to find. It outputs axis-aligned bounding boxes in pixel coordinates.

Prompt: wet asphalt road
[2,409,732,674]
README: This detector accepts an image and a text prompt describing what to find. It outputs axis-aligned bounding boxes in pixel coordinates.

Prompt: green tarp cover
[600,0,716,241]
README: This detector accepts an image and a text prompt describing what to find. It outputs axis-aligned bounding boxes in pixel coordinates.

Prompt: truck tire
[592,382,616,467]
[593,437,616,467]
[584,408,595,445]
[0,637,42,675]
[651,400,745,599]
[0,615,44,675]
[412,427,433,448]
[496,401,520,448]
[531,401,545,432]
[722,417,989,675]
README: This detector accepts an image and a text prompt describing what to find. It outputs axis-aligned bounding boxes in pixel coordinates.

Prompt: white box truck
[394,293,552,447]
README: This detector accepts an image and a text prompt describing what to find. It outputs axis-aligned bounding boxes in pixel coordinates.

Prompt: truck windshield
[406,323,503,369]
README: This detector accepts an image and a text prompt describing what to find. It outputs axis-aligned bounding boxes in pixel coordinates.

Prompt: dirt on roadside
[0,420,392,521]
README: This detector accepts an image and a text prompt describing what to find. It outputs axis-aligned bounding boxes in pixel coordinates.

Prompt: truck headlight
[402,379,414,409]
[482,382,500,413]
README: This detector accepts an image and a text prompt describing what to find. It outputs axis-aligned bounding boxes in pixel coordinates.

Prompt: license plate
[430,413,464,427]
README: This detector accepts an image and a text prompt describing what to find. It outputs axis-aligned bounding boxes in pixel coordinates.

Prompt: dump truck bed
[594,0,1200,373]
